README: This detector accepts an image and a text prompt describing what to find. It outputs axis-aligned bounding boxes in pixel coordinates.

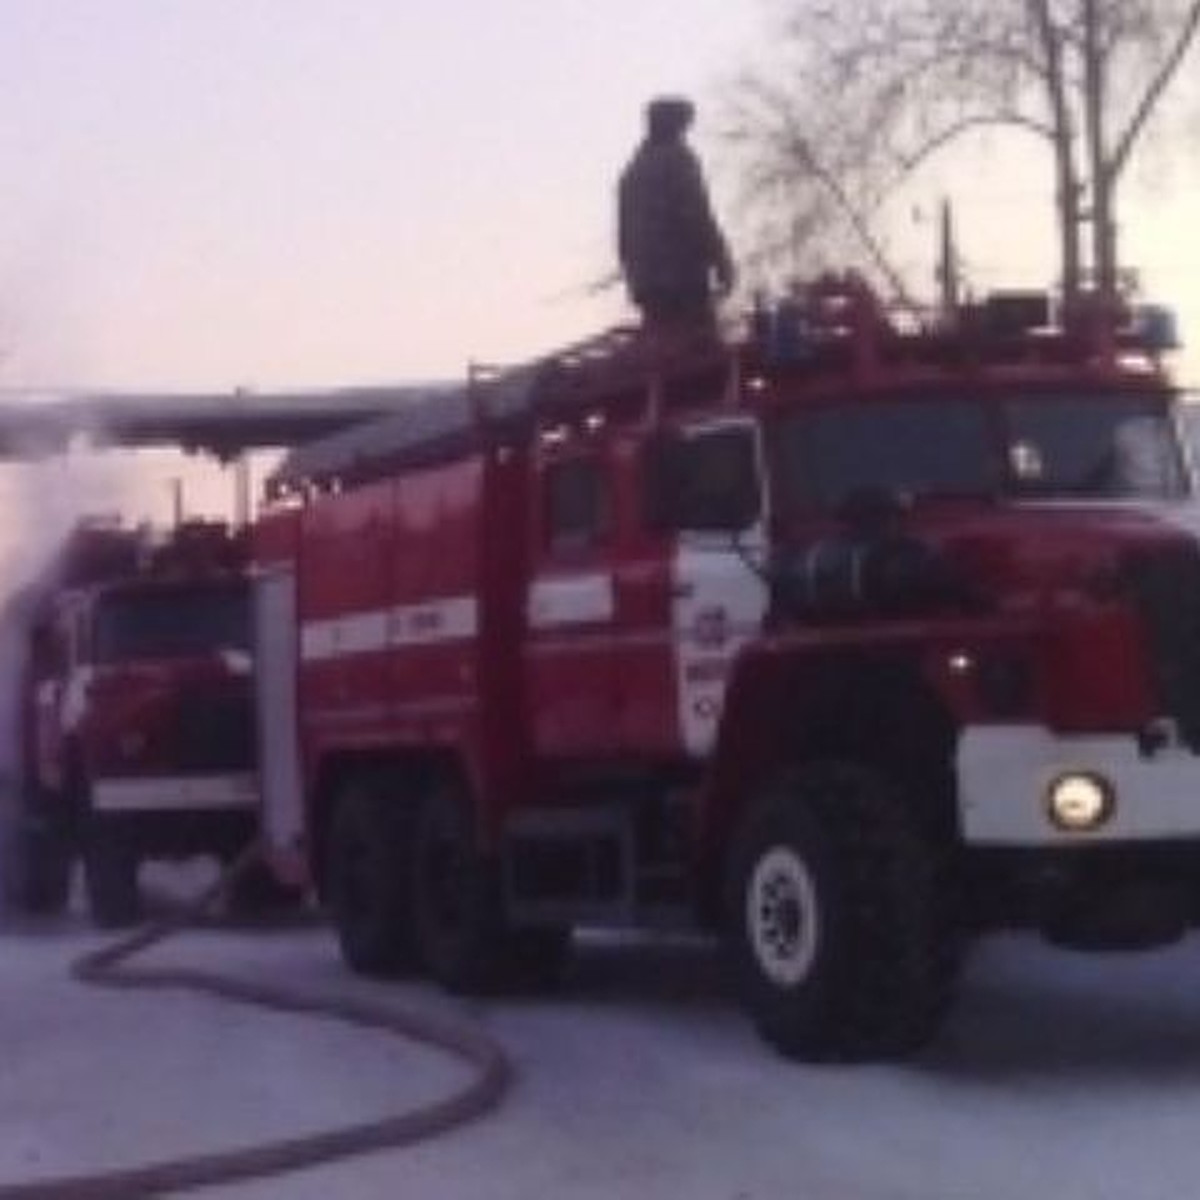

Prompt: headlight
[1046,773,1115,833]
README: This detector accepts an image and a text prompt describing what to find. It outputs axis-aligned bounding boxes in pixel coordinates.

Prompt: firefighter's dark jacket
[618,136,731,306]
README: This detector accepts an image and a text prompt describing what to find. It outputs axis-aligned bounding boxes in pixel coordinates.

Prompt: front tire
[727,763,956,1062]
[83,818,142,928]
[2,821,72,916]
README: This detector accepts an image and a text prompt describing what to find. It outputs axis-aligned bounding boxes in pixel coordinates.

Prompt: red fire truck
[4,519,260,926]
[251,277,1198,1059]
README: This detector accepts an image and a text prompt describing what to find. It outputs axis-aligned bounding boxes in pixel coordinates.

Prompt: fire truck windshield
[773,393,1187,513]
[1004,395,1186,499]
[92,584,249,664]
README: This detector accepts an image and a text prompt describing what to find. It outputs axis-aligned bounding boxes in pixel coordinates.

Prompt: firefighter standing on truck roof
[618,95,735,331]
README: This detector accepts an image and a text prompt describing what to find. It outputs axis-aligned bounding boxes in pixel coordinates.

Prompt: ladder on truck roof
[265,275,931,498]
[268,323,735,496]
[270,272,1166,499]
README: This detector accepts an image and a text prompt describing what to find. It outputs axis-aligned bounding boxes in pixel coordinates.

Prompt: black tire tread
[327,780,419,977]
[411,781,509,995]
[729,763,959,1062]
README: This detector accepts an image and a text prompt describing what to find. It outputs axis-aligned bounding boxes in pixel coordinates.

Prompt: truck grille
[174,689,257,771]
[1125,542,1200,750]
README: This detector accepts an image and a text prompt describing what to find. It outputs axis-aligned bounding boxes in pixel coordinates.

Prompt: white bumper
[92,773,258,815]
[958,726,1200,846]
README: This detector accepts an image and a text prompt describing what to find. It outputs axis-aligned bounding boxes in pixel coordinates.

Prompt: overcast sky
[0,1,762,391]
[0,0,1196,397]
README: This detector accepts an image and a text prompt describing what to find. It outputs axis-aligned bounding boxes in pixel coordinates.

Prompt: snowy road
[3,898,1200,1199]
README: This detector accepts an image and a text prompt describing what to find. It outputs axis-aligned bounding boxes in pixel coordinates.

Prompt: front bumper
[958,725,1200,846]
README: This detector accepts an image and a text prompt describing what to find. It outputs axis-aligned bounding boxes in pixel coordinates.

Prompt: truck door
[656,418,770,758]
[525,445,618,758]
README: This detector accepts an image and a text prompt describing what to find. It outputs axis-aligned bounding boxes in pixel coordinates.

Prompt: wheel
[83,820,142,928]
[506,926,573,991]
[326,780,418,976]
[727,763,957,1062]
[411,781,506,993]
[2,821,72,916]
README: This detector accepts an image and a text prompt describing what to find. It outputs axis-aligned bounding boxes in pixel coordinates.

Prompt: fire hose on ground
[0,844,514,1200]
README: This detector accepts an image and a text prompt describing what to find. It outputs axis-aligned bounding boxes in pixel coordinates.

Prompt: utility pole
[1083,0,1116,297]
[1027,0,1083,306]
[937,199,961,320]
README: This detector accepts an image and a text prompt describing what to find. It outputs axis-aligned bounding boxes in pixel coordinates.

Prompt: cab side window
[643,425,761,533]
[545,457,609,553]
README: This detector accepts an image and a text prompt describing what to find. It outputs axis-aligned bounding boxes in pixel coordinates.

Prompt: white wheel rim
[746,846,820,988]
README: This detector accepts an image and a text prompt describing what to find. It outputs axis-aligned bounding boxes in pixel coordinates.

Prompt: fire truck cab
[255,278,1200,1059]
[8,519,258,926]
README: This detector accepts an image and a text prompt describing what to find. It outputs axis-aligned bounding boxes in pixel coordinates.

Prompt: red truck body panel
[284,452,533,834]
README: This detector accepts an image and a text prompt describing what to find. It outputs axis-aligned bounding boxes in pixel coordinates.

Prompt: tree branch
[776,121,921,312]
[1108,0,1200,180]
[822,31,1050,82]
[894,110,1056,180]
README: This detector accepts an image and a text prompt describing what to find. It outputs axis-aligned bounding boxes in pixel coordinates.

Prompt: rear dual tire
[410,782,506,991]
[408,783,574,992]
[328,774,570,992]
[327,782,419,976]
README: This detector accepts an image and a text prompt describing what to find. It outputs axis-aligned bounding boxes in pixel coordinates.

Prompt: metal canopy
[0,383,455,460]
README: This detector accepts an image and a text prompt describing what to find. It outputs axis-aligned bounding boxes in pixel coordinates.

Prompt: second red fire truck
[4,519,260,926]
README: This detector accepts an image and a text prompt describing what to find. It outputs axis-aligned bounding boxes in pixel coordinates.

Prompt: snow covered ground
[4,889,1200,1199]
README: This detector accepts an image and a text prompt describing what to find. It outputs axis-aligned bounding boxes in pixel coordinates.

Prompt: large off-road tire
[326,780,418,977]
[411,781,507,994]
[2,822,72,916]
[83,820,142,928]
[727,763,957,1062]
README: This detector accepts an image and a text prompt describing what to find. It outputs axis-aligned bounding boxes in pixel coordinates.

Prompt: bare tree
[726,0,1200,304]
